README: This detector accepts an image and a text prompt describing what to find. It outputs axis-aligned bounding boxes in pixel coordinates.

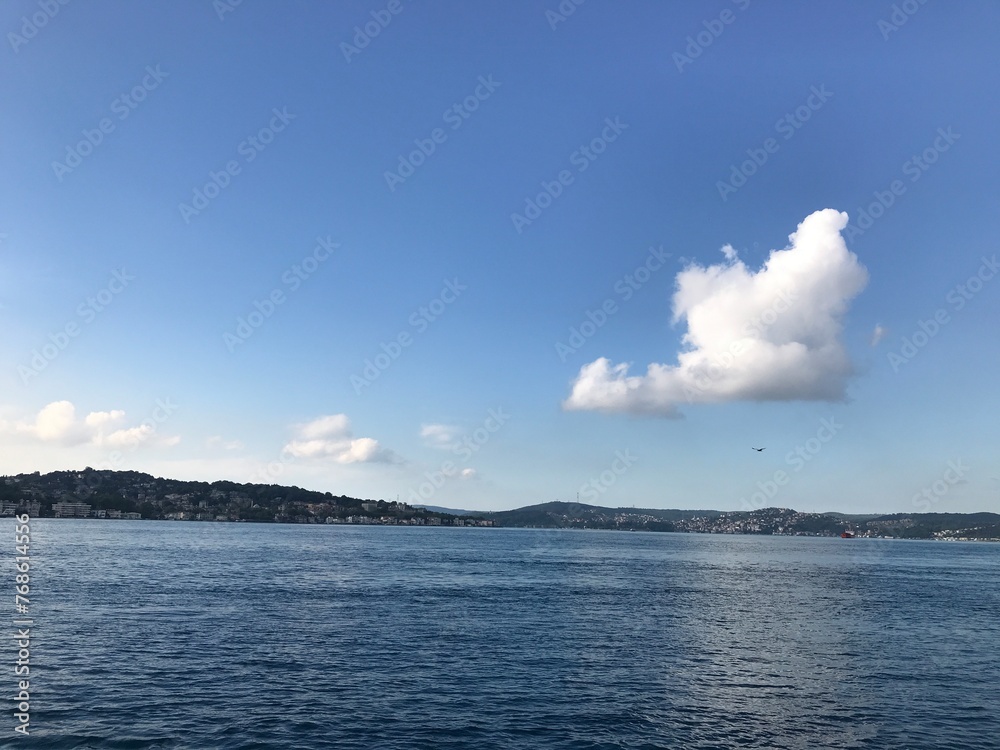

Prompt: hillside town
[490,502,1000,541]
[2,470,996,540]
[0,469,494,526]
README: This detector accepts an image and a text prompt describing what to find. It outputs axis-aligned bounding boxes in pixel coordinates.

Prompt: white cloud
[460,468,478,479]
[420,423,460,449]
[6,401,178,449]
[206,435,245,451]
[27,401,85,443]
[84,410,126,430]
[283,414,395,464]
[100,425,155,448]
[297,414,350,441]
[564,209,868,417]
[870,324,887,347]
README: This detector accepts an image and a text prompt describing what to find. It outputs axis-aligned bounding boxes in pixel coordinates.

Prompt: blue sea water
[7,520,1000,749]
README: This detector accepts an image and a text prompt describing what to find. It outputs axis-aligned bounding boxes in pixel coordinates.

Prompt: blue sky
[2,0,998,514]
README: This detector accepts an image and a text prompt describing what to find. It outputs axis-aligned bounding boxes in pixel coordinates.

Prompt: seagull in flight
[752,447,765,452]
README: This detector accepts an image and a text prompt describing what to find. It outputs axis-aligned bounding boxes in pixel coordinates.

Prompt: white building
[53,502,92,518]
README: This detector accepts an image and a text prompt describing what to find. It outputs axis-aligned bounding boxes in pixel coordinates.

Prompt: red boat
[840,531,855,538]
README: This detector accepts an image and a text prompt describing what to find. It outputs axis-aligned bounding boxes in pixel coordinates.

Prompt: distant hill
[413,504,481,516]
[2,470,997,539]
[484,501,1000,539]
[863,512,1000,540]
[487,501,723,531]
[822,512,884,521]
[0,468,484,525]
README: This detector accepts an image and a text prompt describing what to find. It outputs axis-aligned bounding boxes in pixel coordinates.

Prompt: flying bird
[752,447,765,452]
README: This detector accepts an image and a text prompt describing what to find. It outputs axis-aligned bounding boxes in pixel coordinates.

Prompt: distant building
[53,502,92,518]
[361,501,379,512]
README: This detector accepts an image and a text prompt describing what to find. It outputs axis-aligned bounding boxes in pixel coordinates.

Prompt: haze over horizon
[3,1,998,514]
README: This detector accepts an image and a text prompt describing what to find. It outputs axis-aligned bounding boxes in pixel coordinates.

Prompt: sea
[7,520,1000,749]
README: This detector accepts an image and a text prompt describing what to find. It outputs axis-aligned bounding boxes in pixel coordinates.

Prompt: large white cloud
[30,401,84,443]
[564,209,868,417]
[283,414,395,464]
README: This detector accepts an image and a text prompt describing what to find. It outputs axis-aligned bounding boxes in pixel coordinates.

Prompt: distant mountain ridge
[1,471,998,539]
[488,501,723,529]
[484,501,1000,540]
[413,504,480,516]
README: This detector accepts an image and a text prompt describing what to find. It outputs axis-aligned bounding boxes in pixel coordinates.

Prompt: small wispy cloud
[206,435,245,451]
[870,324,887,347]
[420,423,461,449]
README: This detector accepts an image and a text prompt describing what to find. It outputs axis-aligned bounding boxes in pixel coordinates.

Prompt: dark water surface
[10,520,1000,748]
